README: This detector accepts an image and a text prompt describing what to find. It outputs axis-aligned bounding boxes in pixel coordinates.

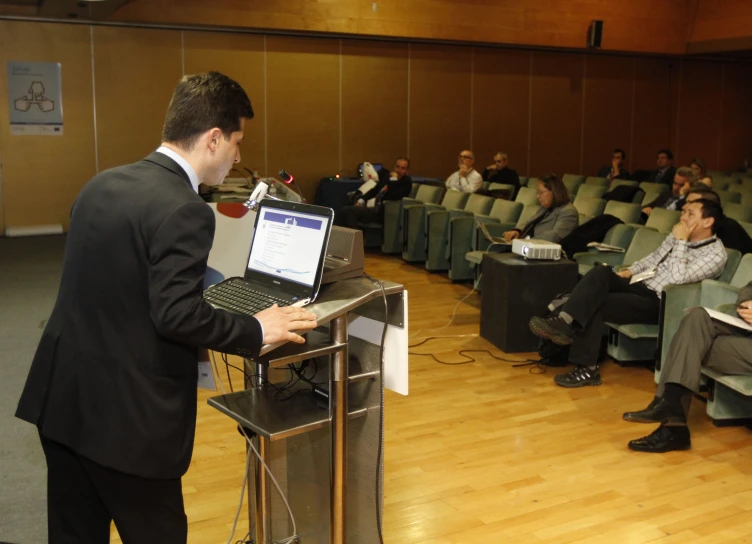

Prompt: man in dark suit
[481,151,520,194]
[15,72,318,544]
[597,148,630,181]
[623,283,752,452]
[645,148,677,184]
[639,166,695,223]
[334,156,412,228]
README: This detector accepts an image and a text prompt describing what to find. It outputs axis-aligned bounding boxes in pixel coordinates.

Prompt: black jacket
[16,152,263,479]
[482,166,520,191]
[597,166,630,180]
[645,166,677,184]
[362,171,412,204]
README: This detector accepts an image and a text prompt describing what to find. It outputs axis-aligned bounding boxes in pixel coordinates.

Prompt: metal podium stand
[208,277,405,544]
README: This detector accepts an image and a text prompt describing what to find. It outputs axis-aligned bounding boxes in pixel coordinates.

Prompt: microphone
[278,169,306,203]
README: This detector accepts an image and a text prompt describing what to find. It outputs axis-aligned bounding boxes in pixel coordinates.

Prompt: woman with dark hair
[690,158,713,187]
[502,174,579,243]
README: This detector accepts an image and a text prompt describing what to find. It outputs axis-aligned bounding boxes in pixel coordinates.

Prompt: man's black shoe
[622,396,686,425]
[529,316,574,346]
[628,424,691,453]
[553,365,601,388]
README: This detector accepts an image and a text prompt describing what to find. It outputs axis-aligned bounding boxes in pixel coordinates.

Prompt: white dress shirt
[445,168,482,193]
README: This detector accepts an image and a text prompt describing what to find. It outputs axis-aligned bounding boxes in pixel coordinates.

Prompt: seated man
[529,198,727,387]
[597,148,630,182]
[446,150,482,193]
[640,166,696,223]
[645,148,677,184]
[623,289,752,453]
[334,156,412,229]
[482,151,520,193]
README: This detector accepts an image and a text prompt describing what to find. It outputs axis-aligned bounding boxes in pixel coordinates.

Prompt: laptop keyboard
[204,280,289,316]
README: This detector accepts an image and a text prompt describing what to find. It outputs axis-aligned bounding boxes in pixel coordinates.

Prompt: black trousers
[563,266,661,366]
[334,205,381,229]
[40,433,187,544]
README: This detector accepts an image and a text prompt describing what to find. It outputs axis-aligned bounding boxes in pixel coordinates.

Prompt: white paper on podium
[347,290,409,395]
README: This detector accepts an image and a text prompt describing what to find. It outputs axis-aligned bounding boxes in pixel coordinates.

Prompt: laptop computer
[476,219,512,249]
[204,199,334,316]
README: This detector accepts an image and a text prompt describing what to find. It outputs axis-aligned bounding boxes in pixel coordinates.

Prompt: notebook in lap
[204,199,334,316]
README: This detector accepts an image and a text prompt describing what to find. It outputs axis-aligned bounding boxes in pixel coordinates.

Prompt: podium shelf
[208,387,367,441]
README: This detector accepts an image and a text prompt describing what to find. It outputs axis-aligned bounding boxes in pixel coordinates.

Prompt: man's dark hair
[687,185,720,204]
[657,148,674,160]
[539,174,570,208]
[396,156,411,168]
[690,198,724,234]
[613,148,626,160]
[162,72,254,150]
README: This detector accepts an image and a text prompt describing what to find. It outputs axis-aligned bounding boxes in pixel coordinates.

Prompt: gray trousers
[659,307,752,396]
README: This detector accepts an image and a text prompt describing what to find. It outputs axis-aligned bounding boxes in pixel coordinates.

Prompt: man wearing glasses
[597,148,630,182]
[446,150,482,193]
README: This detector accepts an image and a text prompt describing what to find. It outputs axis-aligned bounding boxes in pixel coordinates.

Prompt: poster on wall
[7,61,63,136]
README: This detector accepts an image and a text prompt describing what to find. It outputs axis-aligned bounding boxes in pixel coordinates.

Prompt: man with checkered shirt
[529,197,728,388]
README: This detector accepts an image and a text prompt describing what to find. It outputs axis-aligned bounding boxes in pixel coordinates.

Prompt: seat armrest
[715,303,739,317]
[700,280,741,309]
[575,253,624,267]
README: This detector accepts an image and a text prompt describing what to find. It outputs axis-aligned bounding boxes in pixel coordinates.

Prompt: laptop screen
[244,199,334,301]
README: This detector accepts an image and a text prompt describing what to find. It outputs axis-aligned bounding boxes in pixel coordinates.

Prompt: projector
[512,239,562,260]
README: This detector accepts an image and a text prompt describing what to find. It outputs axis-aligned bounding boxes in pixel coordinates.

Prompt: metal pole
[330,314,348,544]
[253,362,272,544]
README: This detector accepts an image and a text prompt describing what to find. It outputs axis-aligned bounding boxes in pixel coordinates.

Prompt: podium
[208,277,405,544]
[480,253,578,352]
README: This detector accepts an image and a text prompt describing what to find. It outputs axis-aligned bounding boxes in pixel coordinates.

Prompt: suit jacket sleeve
[737,282,752,306]
[148,201,263,358]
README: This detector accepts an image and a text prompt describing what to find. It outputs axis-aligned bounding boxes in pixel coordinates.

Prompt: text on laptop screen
[246,207,330,287]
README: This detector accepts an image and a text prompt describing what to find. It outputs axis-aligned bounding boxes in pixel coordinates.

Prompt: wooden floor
[113,251,752,543]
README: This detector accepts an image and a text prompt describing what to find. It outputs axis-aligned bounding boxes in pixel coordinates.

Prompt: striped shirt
[628,234,727,297]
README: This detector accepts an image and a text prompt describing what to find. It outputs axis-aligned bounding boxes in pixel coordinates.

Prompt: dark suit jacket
[596,166,630,180]
[481,167,520,191]
[362,171,412,204]
[16,152,263,479]
[646,166,676,184]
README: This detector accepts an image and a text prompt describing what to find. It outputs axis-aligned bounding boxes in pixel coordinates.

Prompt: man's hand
[738,301,752,324]
[355,199,365,207]
[503,230,520,242]
[254,304,318,345]
[459,164,469,176]
[672,222,693,241]
[616,269,633,279]
[486,164,497,171]
[390,171,398,180]
[611,158,621,172]
[642,206,653,216]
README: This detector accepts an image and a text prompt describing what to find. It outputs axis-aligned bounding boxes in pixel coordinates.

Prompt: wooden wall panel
[112,0,690,55]
[689,0,752,52]
[581,55,635,177]
[0,21,95,230]
[675,60,724,169]
[93,26,182,171]
[472,49,531,177]
[631,58,679,174]
[529,51,584,177]
[719,63,752,170]
[408,44,473,179]
[341,40,409,178]
[183,32,266,177]
[265,36,339,201]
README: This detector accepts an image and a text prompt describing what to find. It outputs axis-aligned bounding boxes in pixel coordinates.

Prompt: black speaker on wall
[588,20,603,49]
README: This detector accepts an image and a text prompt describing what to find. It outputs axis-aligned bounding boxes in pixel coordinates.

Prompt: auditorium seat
[381,184,443,254]
[402,190,468,262]
[724,203,752,224]
[515,186,539,206]
[573,197,606,225]
[644,208,680,234]
[448,198,523,281]
[585,176,609,187]
[425,194,494,272]
[574,184,607,201]
[603,201,642,225]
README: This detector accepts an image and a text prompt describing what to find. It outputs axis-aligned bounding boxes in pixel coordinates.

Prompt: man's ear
[207,128,223,151]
